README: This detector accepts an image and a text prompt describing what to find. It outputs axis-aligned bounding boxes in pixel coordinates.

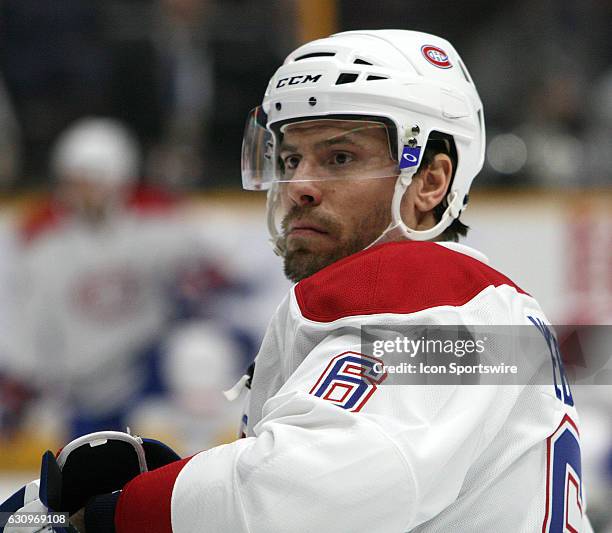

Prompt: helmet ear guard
[243,29,485,253]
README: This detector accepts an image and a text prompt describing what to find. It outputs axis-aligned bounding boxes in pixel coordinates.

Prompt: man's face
[57,175,126,224]
[277,120,399,282]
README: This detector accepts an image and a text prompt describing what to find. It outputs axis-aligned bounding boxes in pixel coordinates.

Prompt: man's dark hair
[416,131,469,242]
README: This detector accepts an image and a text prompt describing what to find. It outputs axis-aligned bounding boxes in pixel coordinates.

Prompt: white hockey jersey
[116,241,592,532]
[7,208,211,415]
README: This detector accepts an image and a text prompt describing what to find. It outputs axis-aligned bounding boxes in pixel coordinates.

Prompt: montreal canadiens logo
[421,45,452,69]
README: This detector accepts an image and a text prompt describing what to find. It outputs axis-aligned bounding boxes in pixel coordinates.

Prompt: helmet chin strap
[367,171,462,248]
[266,172,463,257]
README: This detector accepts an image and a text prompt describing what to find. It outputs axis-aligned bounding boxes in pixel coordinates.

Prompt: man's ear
[412,153,453,213]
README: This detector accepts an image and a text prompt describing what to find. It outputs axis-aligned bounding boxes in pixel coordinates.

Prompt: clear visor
[241,106,400,191]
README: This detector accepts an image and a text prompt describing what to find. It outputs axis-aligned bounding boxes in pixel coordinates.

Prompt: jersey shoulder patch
[294,241,527,322]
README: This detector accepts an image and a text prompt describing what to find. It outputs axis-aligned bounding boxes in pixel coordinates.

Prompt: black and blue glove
[0,431,180,532]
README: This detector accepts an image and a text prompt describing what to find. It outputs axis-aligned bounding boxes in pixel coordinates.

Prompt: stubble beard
[279,203,390,283]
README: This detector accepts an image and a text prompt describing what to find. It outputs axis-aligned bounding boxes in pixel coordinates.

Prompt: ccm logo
[276,74,322,88]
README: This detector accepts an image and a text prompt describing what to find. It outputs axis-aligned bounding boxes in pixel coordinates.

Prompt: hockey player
[1,30,593,532]
[3,117,245,441]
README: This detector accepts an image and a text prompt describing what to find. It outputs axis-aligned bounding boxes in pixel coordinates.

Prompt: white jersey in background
[8,207,213,416]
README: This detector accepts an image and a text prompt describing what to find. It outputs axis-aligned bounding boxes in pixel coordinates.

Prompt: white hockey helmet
[241,30,485,253]
[52,117,141,187]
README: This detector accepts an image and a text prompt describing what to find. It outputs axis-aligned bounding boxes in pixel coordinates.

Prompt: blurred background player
[2,117,253,448]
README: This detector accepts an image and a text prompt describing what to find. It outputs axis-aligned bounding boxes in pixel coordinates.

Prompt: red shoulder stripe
[115,457,191,533]
[127,185,177,215]
[19,201,66,244]
[295,241,527,323]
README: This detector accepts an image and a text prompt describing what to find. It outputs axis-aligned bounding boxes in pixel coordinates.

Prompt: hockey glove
[0,431,180,532]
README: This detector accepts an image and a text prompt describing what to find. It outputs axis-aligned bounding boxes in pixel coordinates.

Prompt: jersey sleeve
[116,324,520,532]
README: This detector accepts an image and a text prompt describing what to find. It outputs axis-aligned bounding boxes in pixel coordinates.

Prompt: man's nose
[285,161,323,207]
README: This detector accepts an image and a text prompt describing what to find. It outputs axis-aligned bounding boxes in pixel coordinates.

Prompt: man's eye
[283,155,301,169]
[330,152,353,165]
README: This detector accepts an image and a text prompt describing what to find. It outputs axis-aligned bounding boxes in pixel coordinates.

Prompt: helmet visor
[241,106,401,191]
